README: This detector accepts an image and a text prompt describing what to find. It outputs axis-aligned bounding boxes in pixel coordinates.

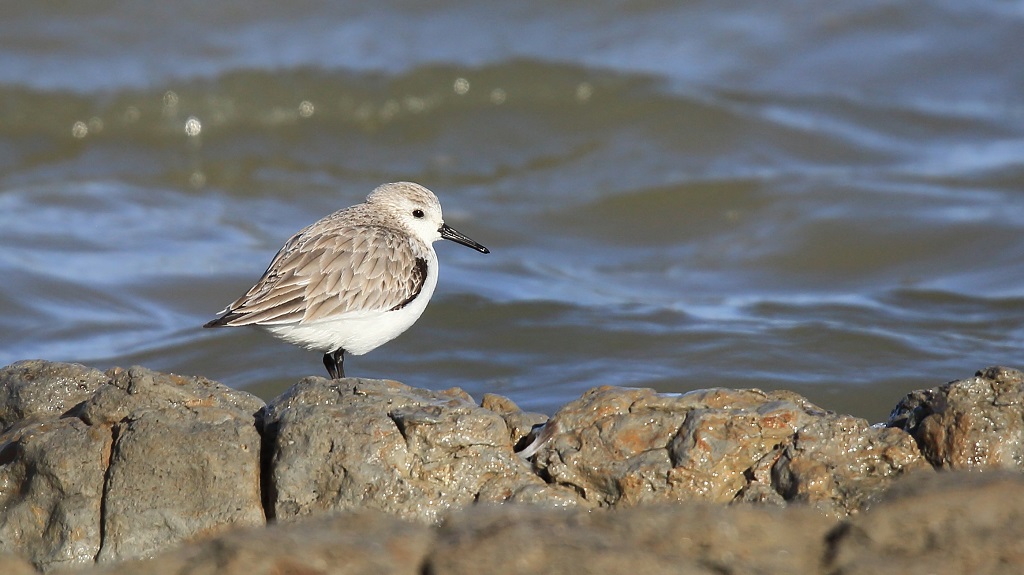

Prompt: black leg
[334,349,345,378]
[322,353,336,379]
[322,349,345,379]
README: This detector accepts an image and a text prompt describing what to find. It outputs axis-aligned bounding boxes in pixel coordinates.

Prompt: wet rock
[84,510,433,575]
[826,470,1024,574]
[0,360,107,430]
[262,377,579,524]
[0,362,266,570]
[743,414,932,516]
[532,386,925,513]
[889,366,1024,470]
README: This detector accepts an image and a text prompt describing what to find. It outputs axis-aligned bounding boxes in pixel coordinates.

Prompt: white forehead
[366,182,442,215]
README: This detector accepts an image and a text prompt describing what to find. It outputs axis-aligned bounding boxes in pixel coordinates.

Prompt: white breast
[262,250,440,356]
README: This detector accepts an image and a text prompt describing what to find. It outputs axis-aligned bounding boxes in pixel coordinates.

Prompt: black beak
[440,223,490,254]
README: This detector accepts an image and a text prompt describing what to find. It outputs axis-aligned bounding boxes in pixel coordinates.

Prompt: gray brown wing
[209,225,427,326]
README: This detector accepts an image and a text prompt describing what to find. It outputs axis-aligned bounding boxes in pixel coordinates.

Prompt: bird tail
[202,310,245,328]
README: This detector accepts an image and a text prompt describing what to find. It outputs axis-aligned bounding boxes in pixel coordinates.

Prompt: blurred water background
[2,1,1024,421]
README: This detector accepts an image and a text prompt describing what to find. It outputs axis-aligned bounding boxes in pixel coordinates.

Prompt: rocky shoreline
[2,360,1024,573]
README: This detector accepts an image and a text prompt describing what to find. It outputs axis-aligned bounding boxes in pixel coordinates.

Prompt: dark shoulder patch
[390,257,428,311]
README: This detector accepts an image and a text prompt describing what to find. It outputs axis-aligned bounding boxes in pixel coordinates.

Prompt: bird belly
[261,262,438,355]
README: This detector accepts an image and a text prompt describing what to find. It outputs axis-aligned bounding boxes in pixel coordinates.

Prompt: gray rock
[82,511,433,575]
[890,366,1024,469]
[0,362,266,570]
[827,470,1024,574]
[88,366,266,563]
[0,416,109,571]
[0,360,107,430]
[262,377,579,524]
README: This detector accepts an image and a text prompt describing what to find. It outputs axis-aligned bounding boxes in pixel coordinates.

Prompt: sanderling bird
[204,181,489,379]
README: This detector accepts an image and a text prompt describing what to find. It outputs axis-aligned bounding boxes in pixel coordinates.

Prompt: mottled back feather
[207,214,430,327]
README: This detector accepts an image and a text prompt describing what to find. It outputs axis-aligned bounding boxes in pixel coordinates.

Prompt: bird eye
[412,209,424,218]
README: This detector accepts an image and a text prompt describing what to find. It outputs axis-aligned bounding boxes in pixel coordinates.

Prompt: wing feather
[211,224,429,326]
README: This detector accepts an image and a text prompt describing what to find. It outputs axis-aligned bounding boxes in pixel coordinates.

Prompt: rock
[667,388,832,502]
[67,503,835,575]
[532,386,925,514]
[0,416,109,572]
[826,470,1024,574]
[262,377,580,524]
[34,472,1024,575]
[0,360,107,430]
[479,392,547,450]
[429,502,836,575]
[86,366,267,563]
[81,510,433,575]
[530,386,831,506]
[8,360,1024,573]
[0,362,266,570]
[0,553,39,575]
[742,414,931,516]
[889,366,1024,470]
